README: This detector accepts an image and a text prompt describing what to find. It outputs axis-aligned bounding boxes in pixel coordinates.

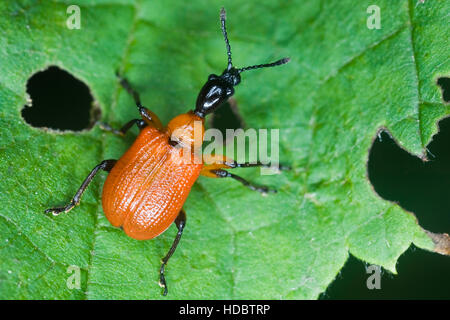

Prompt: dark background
[22,67,450,299]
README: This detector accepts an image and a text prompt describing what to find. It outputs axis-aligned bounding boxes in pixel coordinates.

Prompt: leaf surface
[0,0,449,299]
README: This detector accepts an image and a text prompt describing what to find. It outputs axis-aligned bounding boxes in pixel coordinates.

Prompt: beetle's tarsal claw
[159,277,168,296]
[159,262,169,295]
[45,201,76,216]
[45,207,63,216]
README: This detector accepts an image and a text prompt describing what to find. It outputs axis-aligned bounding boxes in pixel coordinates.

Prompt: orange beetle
[45,8,289,295]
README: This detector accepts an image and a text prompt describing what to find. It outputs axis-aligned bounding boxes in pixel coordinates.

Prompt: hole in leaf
[322,249,450,299]
[323,120,450,299]
[437,77,450,104]
[21,66,99,131]
[368,119,450,233]
[208,98,245,136]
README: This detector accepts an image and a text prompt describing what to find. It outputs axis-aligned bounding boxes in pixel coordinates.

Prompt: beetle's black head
[194,8,290,118]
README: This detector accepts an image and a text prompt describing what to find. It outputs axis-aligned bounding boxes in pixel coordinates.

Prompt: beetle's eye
[208,74,218,81]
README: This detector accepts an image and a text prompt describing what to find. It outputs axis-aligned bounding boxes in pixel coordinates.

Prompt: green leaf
[0,0,449,299]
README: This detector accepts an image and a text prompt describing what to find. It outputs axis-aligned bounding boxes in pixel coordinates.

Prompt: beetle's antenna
[219,8,290,78]
[238,57,291,73]
[220,7,233,71]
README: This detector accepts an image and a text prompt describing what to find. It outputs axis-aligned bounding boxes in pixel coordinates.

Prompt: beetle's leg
[116,72,164,130]
[45,159,117,216]
[207,169,276,194]
[230,162,291,171]
[98,119,147,136]
[201,154,290,172]
[201,154,289,194]
[116,72,141,106]
[159,209,186,296]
